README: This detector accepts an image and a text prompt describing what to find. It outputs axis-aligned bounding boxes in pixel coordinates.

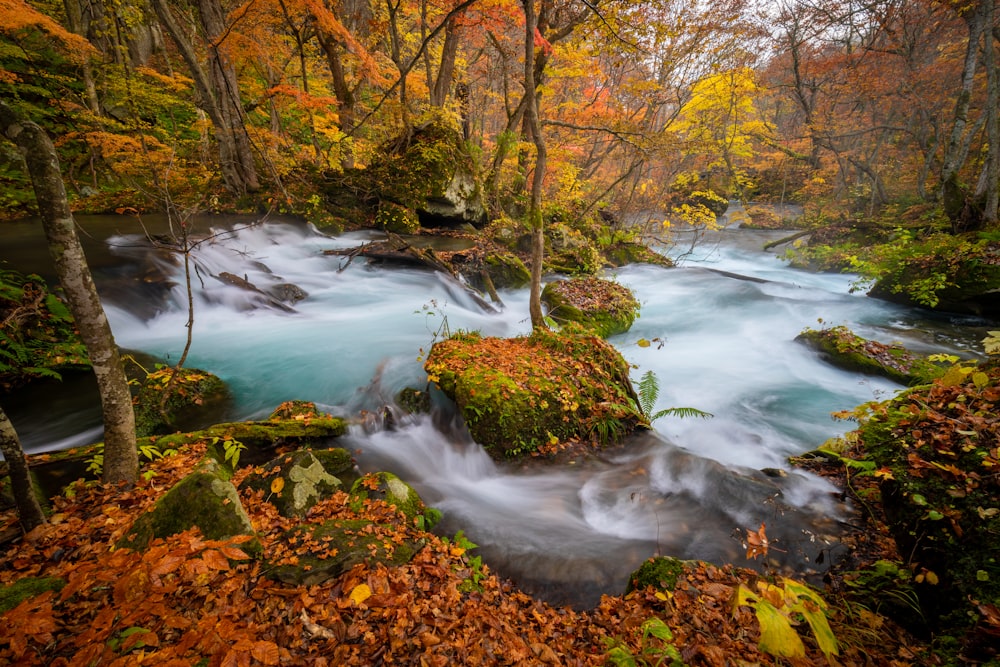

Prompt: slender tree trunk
[0,405,46,532]
[0,102,138,485]
[522,0,546,329]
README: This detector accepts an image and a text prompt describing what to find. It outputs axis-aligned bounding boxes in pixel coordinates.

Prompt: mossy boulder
[482,251,531,289]
[0,576,65,613]
[265,518,425,586]
[602,241,674,269]
[626,557,688,594]
[118,459,260,555]
[349,472,439,529]
[424,328,641,459]
[541,277,640,338]
[796,326,947,385]
[241,448,357,518]
[268,400,323,420]
[367,115,485,227]
[133,367,229,437]
[375,201,420,234]
[396,387,431,414]
[850,364,1000,659]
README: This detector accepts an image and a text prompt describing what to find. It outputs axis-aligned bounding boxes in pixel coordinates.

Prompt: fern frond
[637,369,659,416]
[650,407,713,421]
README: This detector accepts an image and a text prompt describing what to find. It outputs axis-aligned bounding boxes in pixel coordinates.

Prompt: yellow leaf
[271,477,285,494]
[637,339,651,348]
[348,583,372,605]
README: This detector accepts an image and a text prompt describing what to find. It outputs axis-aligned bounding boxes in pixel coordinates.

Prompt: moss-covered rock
[0,576,65,613]
[349,472,438,528]
[541,277,640,338]
[424,328,641,459]
[241,448,357,518]
[119,459,260,555]
[268,400,323,421]
[482,251,531,289]
[796,326,947,385]
[133,367,229,437]
[626,557,688,594]
[601,241,674,269]
[152,416,347,462]
[375,201,420,234]
[265,518,425,586]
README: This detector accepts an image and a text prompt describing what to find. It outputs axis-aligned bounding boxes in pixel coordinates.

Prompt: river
[1,213,991,607]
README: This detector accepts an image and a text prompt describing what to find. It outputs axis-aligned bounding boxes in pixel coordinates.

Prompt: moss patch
[626,557,688,594]
[265,518,425,586]
[848,363,1000,658]
[424,328,641,459]
[0,576,65,613]
[541,277,640,338]
[796,326,947,385]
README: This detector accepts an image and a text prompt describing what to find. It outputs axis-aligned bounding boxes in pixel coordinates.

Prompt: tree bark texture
[0,404,46,532]
[0,102,138,485]
[151,0,260,195]
[522,0,546,330]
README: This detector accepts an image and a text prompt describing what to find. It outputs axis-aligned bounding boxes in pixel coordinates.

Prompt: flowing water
[1,214,991,607]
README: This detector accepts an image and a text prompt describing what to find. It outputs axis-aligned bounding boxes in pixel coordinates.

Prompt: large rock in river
[424,328,641,459]
[240,448,358,518]
[541,276,640,338]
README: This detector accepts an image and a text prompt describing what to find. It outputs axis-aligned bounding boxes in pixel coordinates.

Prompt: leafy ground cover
[0,437,931,666]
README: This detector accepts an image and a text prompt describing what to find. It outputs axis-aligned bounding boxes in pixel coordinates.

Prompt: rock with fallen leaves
[425,327,641,459]
[796,326,947,385]
[241,448,357,518]
[541,276,640,338]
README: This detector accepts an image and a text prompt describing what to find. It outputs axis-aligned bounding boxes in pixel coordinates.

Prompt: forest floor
[0,441,929,666]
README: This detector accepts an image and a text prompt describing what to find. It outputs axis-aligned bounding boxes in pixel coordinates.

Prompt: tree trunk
[940,1,988,224]
[0,405,46,532]
[151,0,260,195]
[431,15,461,107]
[522,0,546,329]
[0,102,138,485]
[975,0,999,226]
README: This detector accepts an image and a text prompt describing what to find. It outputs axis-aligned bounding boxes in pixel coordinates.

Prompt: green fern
[636,370,713,423]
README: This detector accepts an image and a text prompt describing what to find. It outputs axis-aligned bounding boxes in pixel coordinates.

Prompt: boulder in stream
[541,276,640,338]
[796,326,947,385]
[133,366,230,438]
[424,328,641,460]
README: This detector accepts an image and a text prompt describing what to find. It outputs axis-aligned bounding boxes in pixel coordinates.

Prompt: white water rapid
[2,214,989,607]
